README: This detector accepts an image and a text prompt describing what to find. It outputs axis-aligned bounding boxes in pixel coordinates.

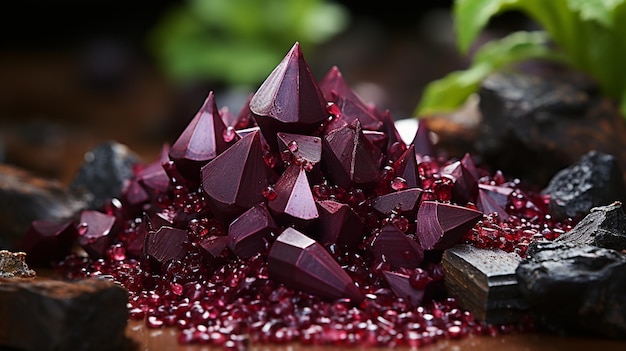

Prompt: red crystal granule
[39,44,577,350]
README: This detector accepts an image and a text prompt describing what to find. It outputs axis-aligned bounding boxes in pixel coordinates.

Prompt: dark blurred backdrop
[0,0,469,184]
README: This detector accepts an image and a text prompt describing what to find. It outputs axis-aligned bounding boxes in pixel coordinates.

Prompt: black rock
[68,141,139,210]
[554,201,626,251]
[0,164,84,250]
[542,150,626,220]
[516,242,626,338]
[476,71,626,186]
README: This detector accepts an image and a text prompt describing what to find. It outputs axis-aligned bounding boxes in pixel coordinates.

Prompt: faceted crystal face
[268,227,363,302]
[412,119,436,157]
[77,210,117,258]
[393,144,420,189]
[169,91,240,178]
[144,226,188,265]
[416,201,483,251]
[371,188,424,216]
[318,65,363,104]
[322,121,383,189]
[198,235,229,258]
[329,92,383,131]
[20,219,77,266]
[201,130,270,222]
[276,132,322,166]
[228,203,278,259]
[268,164,319,222]
[369,223,424,269]
[383,270,425,306]
[249,42,327,149]
[441,161,479,205]
[316,200,366,248]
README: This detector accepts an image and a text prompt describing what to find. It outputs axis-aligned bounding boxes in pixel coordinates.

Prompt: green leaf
[453,0,519,54]
[566,0,624,27]
[416,31,561,116]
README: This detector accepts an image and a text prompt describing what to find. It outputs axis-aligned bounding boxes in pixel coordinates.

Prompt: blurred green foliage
[149,0,350,88]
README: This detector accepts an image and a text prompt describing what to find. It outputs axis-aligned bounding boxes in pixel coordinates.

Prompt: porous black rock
[476,71,626,186]
[68,141,139,211]
[516,242,626,338]
[554,201,626,251]
[541,150,626,220]
[0,164,84,250]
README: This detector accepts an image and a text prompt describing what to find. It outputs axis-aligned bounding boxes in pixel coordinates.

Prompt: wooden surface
[126,319,626,351]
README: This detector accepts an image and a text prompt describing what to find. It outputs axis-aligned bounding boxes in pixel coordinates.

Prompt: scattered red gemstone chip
[416,201,483,251]
[268,164,319,224]
[382,270,425,306]
[369,223,424,269]
[201,130,271,223]
[20,219,78,266]
[315,200,366,248]
[268,227,363,302]
[169,91,240,179]
[249,42,328,150]
[228,203,278,259]
[144,225,188,265]
[77,210,117,258]
[322,120,383,189]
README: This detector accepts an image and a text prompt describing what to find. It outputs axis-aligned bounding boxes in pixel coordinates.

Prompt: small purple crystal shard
[198,235,229,258]
[411,119,436,157]
[371,188,423,217]
[276,132,322,166]
[249,42,327,150]
[322,120,383,189]
[461,152,480,180]
[393,145,420,188]
[363,130,387,151]
[169,91,240,179]
[268,227,363,302]
[77,210,116,258]
[20,219,78,267]
[476,188,510,220]
[478,183,514,208]
[228,203,278,259]
[144,226,188,265]
[369,223,424,269]
[318,65,364,104]
[201,130,271,223]
[441,161,479,205]
[382,270,425,306]
[416,201,483,251]
[122,178,149,206]
[316,200,366,248]
[330,92,383,131]
[382,111,407,161]
[268,164,319,222]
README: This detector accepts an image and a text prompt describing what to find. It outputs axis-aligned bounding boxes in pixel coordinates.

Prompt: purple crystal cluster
[20,42,574,349]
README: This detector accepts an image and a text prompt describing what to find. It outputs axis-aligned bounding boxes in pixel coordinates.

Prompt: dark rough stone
[442,244,527,324]
[68,141,139,211]
[0,164,84,250]
[542,150,626,220]
[555,201,626,251]
[477,71,626,186]
[516,242,626,338]
[0,278,133,351]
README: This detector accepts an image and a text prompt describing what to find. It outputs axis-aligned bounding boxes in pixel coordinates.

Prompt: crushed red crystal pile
[27,42,574,349]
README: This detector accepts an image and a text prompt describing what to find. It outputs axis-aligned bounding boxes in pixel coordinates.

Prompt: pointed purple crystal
[411,119,436,157]
[369,223,424,269]
[371,188,423,217]
[276,132,322,166]
[318,65,364,104]
[416,201,483,250]
[145,226,188,265]
[382,270,425,306]
[250,42,327,150]
[20,219,78,266]
[316,200,366,248]
[478,183,513,208]
[393,144,420,188]
[137,143,171,194]
[322,120,383,189]
[382,111,407,161]
[201,130,271,223]
[330,92,383,131]
[268,227,363,302]
[228,203,278,259]
[476,188,510,220]
[169,91,240,179]
[268,164,319,223]
[441,160,479,205]
[77,210,116,258]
